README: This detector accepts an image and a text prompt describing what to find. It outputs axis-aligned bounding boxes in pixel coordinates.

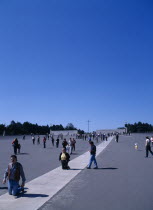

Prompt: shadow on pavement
[69,169,83,170]
[18,193,49,198]
[18,153,29,155]
[0,187,8,189]
[98,167,118,170]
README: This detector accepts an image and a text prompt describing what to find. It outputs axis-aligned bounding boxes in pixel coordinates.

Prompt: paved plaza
[0,134,153,210]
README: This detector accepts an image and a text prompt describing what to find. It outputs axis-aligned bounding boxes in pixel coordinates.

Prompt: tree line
[0,121,84,135]
[125,122,153,133]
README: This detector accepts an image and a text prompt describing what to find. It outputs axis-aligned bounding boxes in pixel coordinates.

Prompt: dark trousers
[146,146,153,157]
[72,145,75,151]
[14,147,17,155]
[61,160,69,169]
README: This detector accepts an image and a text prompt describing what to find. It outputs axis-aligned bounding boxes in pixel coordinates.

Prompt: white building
[96,128,126,134]
[50,130,78,136]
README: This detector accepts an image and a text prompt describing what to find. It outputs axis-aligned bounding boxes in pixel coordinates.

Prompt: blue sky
[0,0,153,132]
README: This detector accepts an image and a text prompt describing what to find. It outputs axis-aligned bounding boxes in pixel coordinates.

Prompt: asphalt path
[38,133,153,210]
[0,135,101,196]
[1,134,153,210]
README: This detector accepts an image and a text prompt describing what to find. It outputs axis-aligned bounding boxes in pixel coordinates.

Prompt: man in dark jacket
[12,138,19,155]
[116,133,119,143]
[3,155,26,196]
[59,148,70,169]
[87,141,98,169]
[62,139,68,149]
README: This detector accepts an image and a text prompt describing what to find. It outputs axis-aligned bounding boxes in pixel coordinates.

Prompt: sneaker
[86,167,91,169]
[94,167,98,169]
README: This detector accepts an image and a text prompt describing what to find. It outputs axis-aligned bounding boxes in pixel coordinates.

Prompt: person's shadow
[0,187,8,190]
[18,153,29,155]
[68,169,83,170]
[17,193,49,198]
[96,167,118,170]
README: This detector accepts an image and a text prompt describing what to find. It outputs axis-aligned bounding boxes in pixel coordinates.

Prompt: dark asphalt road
[39,133,153,210]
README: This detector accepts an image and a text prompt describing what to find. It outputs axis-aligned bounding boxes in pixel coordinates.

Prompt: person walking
[116,134,119,143]
[17,143,21,154]
[105,135,108,141]
[151,136,153,146]
[145,137,153,157]
[37,136,40,144]
[87,141,98,169]
[2,155,26,196]
[56,138,59,148]
[96,135,98,143]
[51,136,54,146]
[69,138,73,154]
[12,138,19,155]
[59,148,70,169]
[43,137,46,148]
[62,139,68,149]
[72,138,76,151]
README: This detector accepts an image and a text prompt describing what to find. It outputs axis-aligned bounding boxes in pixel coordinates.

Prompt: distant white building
[50,130,78,136]
[96,128,126,134]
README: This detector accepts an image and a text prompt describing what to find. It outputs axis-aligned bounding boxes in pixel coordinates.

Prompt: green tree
[65,123,76,130]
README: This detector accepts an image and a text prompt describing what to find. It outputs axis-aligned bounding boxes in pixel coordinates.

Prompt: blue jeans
[88,154,98,168]
[8,180,22,196]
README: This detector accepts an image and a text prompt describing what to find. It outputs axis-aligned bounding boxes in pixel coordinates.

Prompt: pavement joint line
[0,137,114,210]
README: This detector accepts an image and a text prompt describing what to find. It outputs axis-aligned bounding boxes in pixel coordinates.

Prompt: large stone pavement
[0,134,153,210]
[0,135,93,196]
[39,133,153,210]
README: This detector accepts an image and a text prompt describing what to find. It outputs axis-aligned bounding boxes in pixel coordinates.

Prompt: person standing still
[87,141,98,169]
[32,136,35,145]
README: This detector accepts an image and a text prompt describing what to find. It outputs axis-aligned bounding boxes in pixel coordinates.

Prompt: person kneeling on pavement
[2,155,26,196]
[59,148,70,169]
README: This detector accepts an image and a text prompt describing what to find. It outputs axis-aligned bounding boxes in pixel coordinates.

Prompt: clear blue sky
[0,0,153,132]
